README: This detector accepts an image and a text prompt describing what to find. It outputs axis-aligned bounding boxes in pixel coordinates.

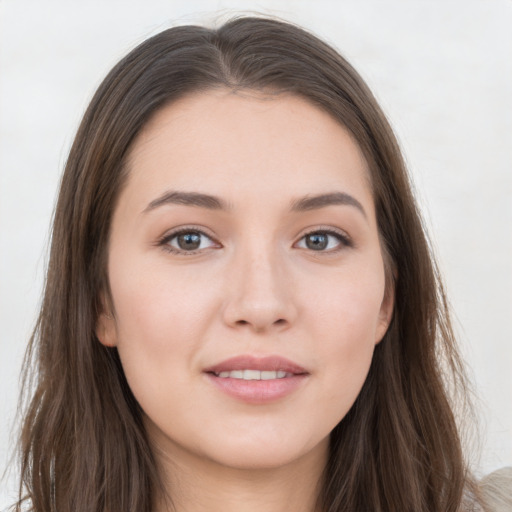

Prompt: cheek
[111,251,220,339]
[108,256,221,399]
[307,261,385,404]
[309,256,386,340]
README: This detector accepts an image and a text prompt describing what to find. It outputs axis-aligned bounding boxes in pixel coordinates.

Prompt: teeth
[244,369,261,380]
[215,370,291,380]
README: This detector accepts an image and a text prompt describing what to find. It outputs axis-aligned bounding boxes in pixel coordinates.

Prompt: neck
[149,426,327,512]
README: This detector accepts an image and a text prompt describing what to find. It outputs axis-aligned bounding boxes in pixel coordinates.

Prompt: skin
[97,89,394,512]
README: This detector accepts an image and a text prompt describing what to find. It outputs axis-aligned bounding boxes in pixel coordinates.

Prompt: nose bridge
[223,235,296,332]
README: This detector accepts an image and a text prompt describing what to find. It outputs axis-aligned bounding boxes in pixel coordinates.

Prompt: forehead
[124,89,373,212]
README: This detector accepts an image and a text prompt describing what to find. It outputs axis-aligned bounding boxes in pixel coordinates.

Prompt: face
[97,89,393,472]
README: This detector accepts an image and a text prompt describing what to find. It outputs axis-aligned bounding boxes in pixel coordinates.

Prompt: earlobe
[96,312,118,347]
[375,282,395,345]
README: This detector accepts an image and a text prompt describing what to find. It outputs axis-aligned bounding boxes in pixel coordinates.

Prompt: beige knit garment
[479,467,512,512]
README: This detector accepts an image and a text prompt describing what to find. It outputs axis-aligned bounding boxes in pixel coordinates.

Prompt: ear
[95,295,118,347]
[375,278,395,345]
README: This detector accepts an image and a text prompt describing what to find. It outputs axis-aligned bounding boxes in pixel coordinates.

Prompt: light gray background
[1,0,511,507]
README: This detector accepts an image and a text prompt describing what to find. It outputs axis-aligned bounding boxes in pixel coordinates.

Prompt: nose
[222,245,298,333]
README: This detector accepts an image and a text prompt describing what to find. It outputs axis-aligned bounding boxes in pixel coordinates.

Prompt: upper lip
[204,355,309,375]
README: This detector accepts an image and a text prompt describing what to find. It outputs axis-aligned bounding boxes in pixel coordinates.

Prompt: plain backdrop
[1,0,511,507]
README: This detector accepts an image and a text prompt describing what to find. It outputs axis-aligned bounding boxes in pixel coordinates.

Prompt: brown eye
[176,232,202,250]
[296,230,351,252]
[162,229,218,253]
[305,233,329,250]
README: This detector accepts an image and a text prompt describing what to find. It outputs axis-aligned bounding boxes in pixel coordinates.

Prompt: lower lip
[205,373,308,404]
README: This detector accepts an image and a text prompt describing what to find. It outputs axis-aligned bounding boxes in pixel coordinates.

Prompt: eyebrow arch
[143,191,229,213]
[290,192,367,218]
[143,189,366,218]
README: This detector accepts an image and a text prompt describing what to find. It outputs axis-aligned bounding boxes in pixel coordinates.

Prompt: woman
[14,15,500,512]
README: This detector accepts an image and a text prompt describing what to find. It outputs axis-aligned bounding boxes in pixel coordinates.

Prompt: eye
[295,230,351,252]
[160,229,219,254]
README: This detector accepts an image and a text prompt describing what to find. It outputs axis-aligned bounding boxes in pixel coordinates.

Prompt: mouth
[212,369,294,380]
[203,355,309,404]
[204,354,308,375]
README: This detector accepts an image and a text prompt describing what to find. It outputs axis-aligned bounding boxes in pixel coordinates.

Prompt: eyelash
[157,226,219,255]
[157,226,353,255]
[296,228,353,253]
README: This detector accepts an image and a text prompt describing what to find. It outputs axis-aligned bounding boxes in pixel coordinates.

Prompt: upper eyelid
[157,224,353,249]
[295,230,351,249]
[159,225,218,243]
[158,228,220,255]
[296,225,352,243]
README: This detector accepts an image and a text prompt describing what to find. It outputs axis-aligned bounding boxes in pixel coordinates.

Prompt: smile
[204,355,309,404]
[214,370,292,380]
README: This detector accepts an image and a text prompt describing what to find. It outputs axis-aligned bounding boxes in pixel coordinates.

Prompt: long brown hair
[15,15,478,512]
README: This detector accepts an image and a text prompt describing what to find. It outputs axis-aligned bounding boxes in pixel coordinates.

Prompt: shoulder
[478,467,512,512]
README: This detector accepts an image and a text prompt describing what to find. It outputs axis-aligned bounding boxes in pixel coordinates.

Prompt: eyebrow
[143,190,366,218]
[290,192,367,218]
[143,191,229,212]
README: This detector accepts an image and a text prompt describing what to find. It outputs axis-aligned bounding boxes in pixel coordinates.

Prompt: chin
[197,431,330,472]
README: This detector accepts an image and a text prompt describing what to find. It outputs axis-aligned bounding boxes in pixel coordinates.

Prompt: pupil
[306,233,327,250]
[178,232,201,250]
